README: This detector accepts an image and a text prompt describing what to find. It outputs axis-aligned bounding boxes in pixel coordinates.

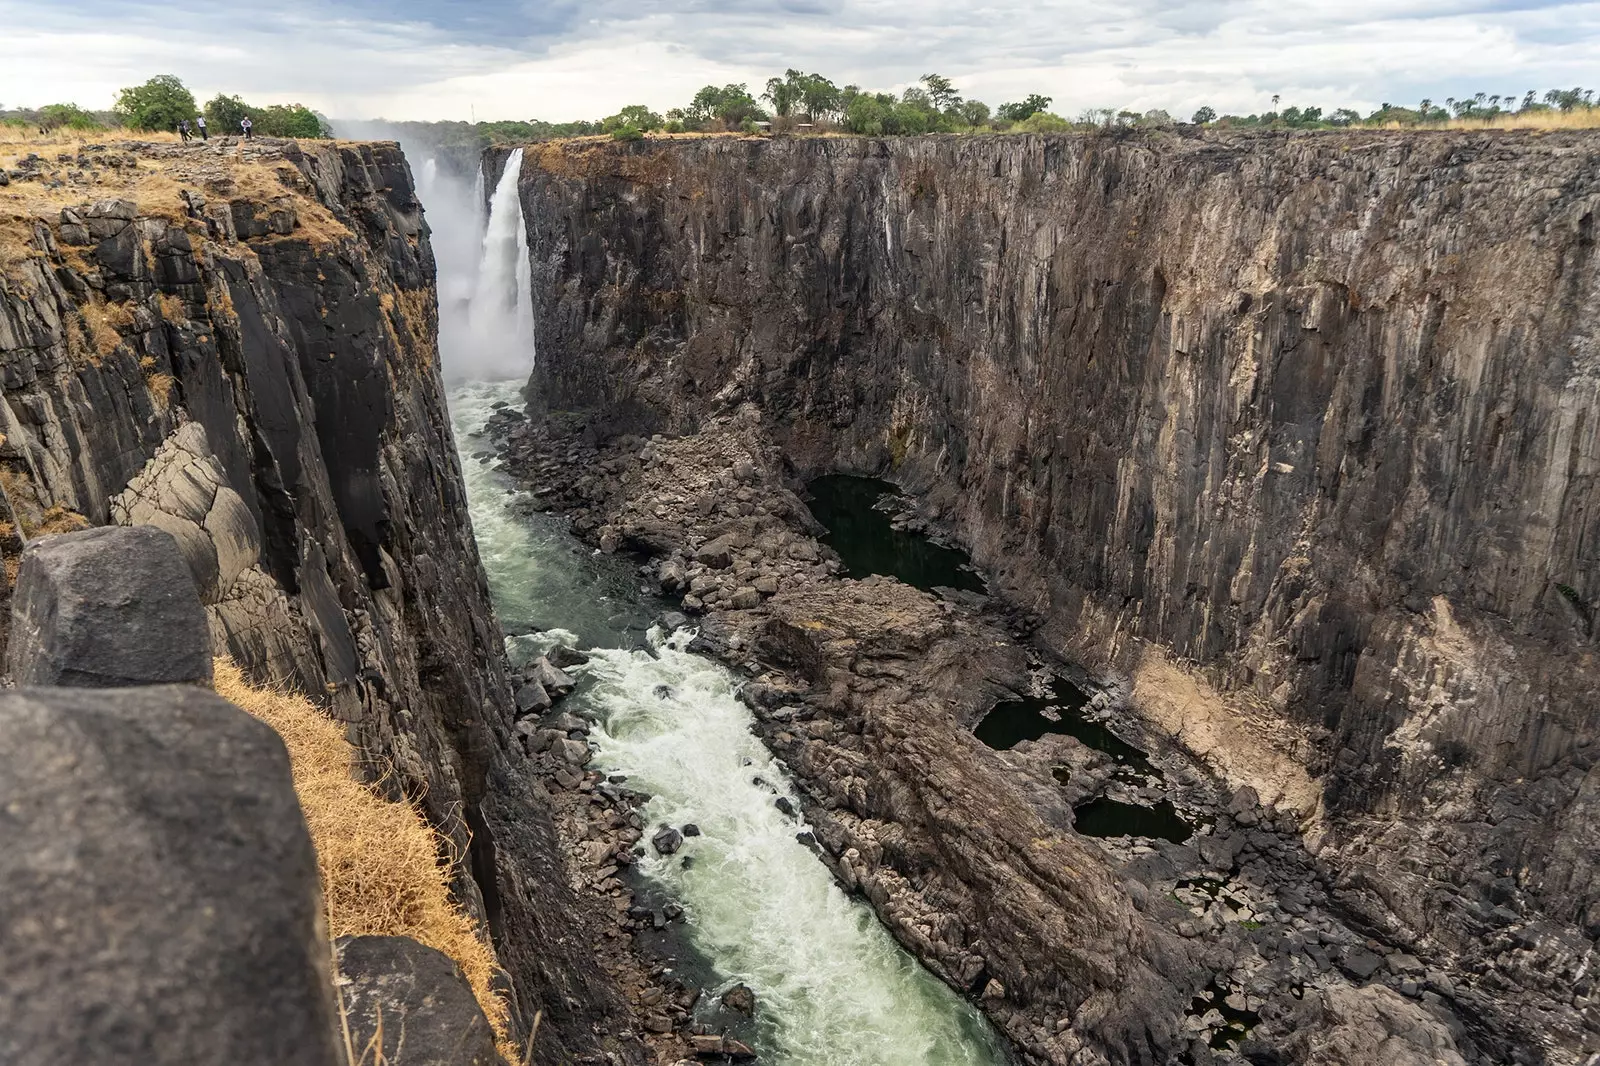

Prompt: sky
[1,0,1596,123]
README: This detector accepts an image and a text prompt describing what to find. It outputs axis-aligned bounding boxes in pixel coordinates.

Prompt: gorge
[0,124,1596,1066]
[494,129,1599,1064]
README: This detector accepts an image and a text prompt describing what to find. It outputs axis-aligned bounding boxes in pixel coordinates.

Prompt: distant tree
[1545,87,1589,111]
[843,92,895,134]
[114,74,197,133]
[38,103,102,131]
[686,84,765,129]
[920,73,961,112]
[764,74,799,117]
[957,99,992,127]
[1016,111,1072,133]
[997,94,1052,122]
[603,104,663,132]
[1191,105,1217,124]
[764,70,840,122]
[257,104,326,138]
[1329,108,1360,126]
[204,93,252,131]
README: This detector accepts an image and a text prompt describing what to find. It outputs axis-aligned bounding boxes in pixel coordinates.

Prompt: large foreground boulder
[0,685,340,1066]
[7,525,212,686]
[336,935,504,1066]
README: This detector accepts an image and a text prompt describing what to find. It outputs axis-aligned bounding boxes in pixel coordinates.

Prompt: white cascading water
[463,148,536,380]
[421,145,1008,1064]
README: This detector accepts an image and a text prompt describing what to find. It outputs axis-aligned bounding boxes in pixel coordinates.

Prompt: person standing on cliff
[240,115,253,140]
[177,118,190,142]
[195,115,208,141]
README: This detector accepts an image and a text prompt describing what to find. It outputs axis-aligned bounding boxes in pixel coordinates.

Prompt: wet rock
[548,645,591,669]
[515,681,551,715]
[681,823,702,837]
[720,983,756,1015]
[689,1035,755,1060]
[531,656,576,698]
[774,796,796,817]
[652,826,684,855]
[335,935,500,1066]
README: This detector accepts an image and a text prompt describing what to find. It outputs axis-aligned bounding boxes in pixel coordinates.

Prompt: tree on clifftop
[114,75,197,133]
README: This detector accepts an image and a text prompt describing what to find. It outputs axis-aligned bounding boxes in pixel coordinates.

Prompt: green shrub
[1016,111,1071,133]
[114,74,197,133]
[610,125,644,141]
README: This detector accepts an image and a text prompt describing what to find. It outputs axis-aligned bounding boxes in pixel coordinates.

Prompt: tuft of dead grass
[212,659,512,1051]
[27,506,91,537]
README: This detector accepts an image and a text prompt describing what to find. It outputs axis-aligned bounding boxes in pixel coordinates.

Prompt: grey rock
[720,982,756,1015]
[8,526,212,688]
[530,656,575,698]
[0,686,339,1066]
[335,935,500,1066]
[514,682,551,715]
[652,826,684,854]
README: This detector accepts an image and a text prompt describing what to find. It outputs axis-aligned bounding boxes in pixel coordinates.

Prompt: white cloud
[0,0,1595,120]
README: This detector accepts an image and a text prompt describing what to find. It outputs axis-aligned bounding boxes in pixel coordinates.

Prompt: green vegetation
[202,92,327,137]
[1191,87,1598,130]
[113,75,197,133]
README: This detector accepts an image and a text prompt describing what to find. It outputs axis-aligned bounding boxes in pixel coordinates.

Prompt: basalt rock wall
[0,139,637,1063]
[518,130,1600,1044]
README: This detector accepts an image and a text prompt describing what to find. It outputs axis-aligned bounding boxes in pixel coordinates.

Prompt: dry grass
[212,659,513,1054]
[27,506,91,537]
[1427,109,1600,131]
[0,129,353,281]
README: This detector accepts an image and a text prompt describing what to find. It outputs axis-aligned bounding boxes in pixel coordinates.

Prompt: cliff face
[0,138,637,1062]
[519,131,1600,1055]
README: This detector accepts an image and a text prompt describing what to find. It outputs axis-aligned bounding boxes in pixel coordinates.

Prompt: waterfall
[461,148,536,381]
[449,380,1012,1066]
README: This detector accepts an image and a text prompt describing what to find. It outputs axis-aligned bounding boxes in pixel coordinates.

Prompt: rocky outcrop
[336,935,502,1066]
[516,131,1600,1062]
[0,138,640,1062]
[8,524,212,686]
[0,684,340,1066]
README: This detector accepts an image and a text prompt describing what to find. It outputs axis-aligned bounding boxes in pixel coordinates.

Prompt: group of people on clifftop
[176,115,252,141]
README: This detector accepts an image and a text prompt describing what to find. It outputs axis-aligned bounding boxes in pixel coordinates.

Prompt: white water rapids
[419,143,1009,1065]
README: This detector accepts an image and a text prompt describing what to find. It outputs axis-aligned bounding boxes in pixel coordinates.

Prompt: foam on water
[448,380,1009,1065]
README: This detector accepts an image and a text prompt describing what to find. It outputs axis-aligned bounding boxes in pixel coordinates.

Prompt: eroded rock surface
[0,139,641,1063]
[511,130,1600,1064]
[0,685,338,1066]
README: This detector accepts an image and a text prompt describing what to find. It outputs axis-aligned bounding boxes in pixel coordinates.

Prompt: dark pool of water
[805,475,985,595]
[1189,979,1261,1050]
[976,677,1157,781]
[1072,797,1194,844]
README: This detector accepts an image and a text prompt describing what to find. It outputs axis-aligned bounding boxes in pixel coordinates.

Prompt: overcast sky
[2,0,1596,122]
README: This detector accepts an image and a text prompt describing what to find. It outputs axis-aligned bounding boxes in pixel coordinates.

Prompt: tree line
[1192,87,1597,129]
[0,75,328,138]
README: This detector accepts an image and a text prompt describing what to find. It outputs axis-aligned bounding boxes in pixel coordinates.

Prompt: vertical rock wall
[0,139,636,1063]
[517,130,1600,1056]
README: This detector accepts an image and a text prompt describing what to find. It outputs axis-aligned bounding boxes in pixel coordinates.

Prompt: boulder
[334,935,501,1066]
[652,826,684,855]
[514,682,550,716]
[547,645,590,669]
[689,1034,755,1059]
[720,983,756,1015]
[8,525,212,688]
[530,656,575,698]
[0,685,339,1066]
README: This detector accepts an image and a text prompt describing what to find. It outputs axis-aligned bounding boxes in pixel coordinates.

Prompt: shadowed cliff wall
[517,130,1600,1042]
[0,137,639,1063]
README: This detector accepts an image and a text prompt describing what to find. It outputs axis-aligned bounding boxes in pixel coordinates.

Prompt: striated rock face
[517,131,1600,1061]
[0,139,638,1062]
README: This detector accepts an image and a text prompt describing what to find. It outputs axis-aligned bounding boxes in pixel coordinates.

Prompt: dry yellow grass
[1430,109,1600,131]
[212,659,513,1053]
[0,129,354,281]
